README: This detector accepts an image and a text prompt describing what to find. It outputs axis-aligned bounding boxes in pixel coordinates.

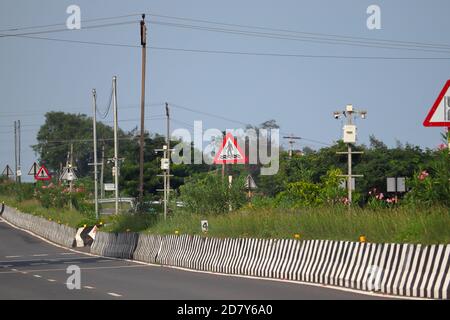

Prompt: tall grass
[141,206,450,244]
[0,195,93,227]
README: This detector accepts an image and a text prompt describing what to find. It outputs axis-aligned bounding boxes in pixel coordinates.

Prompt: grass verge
[102,206,450,244]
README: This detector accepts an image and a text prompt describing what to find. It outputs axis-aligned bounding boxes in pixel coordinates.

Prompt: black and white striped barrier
[1,205,77,248]
[91,233,450,299]
[74,226,97,247]
[0,202,4,215]
[91,231,138,259]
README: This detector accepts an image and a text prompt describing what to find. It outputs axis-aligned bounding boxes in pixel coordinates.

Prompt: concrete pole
[112,76,119,215]
[92,89,99,219]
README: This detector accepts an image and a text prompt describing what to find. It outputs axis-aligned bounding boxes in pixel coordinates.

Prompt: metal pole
[139,14,147,205]
[92,89,99,219]
[18,120,21,184]
[14,121,17,183]
[166,102,170,219]
[112,76,119,215]
[163,146,167,221]
[69,143,73,210]
[100,143,105,199]
[348,143,352,204]
[100,144,105,199]
[347,111,353,205]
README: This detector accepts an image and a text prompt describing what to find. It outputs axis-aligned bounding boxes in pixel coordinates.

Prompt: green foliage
[179,173,247,214]
[403,150,450,207]
[275,169,347,208]
[276,181,322,208]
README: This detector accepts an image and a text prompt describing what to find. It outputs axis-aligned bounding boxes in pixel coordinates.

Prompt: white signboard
[104,183,115,191]
[201,220,208,233]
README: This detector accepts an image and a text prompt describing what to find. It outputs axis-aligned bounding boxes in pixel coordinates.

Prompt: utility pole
[69,143,74,210]
[14,121,17,183]
[333,105,367,205]
[165,102,171,217]
[18,120,21,183]
[112,76,120,215]
[100,144,105,199]
[138,14,147,205]
[91,89,99,219]
[283,134,301,159]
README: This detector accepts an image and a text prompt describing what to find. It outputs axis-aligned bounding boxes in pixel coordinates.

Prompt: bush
[179,173,247,215]
[404,150,450,207]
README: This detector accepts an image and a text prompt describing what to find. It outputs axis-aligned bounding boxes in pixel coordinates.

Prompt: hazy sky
[1,0,450,181]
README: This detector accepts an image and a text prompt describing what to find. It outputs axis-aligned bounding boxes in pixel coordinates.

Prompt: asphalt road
[0,218,390,300]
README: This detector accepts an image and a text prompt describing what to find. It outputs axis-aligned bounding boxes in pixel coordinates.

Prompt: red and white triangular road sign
[35,165,51,181]
[213,132,247,164]
[423,80,450,127]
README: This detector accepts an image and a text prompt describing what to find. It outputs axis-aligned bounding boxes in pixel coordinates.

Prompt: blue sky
[1,0,449,181]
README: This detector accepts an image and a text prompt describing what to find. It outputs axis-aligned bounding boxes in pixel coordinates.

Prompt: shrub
[179,173,247,214]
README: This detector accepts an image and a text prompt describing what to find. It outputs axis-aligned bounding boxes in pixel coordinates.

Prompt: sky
[1,0,450,181]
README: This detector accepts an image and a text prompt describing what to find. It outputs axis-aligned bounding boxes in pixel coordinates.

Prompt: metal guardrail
[96,198,136,209]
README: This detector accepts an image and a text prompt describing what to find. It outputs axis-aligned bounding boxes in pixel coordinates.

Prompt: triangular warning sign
[423,80,450,127]
[35,165,51,181]
[2,165,14,177]
[28,162,38,175]
[213,133,247,164]
[245,175,257,189]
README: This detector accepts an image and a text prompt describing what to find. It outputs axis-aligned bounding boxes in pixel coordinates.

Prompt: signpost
[1,165,14,180]
[35,165,51,181]
[213,133,247,164]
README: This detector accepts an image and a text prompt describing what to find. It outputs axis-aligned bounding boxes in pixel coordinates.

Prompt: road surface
[0,218,390,300]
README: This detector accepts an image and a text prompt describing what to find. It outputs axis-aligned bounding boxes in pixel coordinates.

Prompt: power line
[169,102,331,146]
[5,11,450,52]
[0,20,136,38]
[145,12,450,50]
[3,33,450,61]
[0,13,140,33]
[149,20,450,54]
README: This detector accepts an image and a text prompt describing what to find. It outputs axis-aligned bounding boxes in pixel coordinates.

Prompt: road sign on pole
[35,165,51,181]
[1,165,14,179]
[423,80,450,127]
[213,132,246,164]
[28,162,38,176]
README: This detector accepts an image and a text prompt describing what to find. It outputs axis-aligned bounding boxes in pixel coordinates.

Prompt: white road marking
[33,275,42,278]
[0,264,146,274]
[107,292,122,297]
[20,271,28,274]
[5,255,21,258]
[83,286,95,289]
[47,279,56,282]
[11,268,18,272]
[32,254,48,257]
[0,256,97,264]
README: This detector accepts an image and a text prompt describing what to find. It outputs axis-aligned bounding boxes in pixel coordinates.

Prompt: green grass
[103,206,450,244]
[2,193,449,244]
[0,195,97,228]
